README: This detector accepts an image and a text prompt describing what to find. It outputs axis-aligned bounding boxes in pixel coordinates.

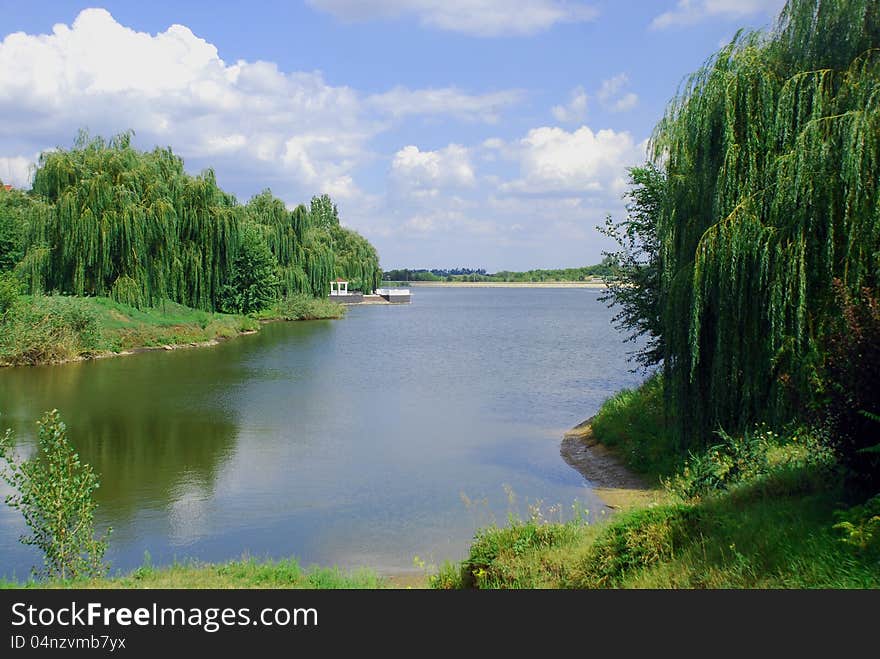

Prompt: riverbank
[0,294,344,367]
[382,281,606,289]
[560,419,661,510]
[0,558,388,589]
[432,376,880,589]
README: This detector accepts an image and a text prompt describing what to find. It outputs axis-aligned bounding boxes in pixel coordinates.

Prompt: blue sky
[0,0,785,270]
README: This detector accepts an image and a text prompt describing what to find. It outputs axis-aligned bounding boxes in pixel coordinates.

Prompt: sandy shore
[560,417,659,510]
[393,281,607,289]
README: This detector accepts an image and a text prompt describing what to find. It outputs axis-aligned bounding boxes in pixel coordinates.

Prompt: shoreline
[560,417,659,510]
[0,315,333,369]
[385,281,606,289]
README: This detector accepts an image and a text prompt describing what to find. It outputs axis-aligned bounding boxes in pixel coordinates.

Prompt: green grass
[0,294,344,366]
[433,377,880,589]
[589,373,677,480]
[0,557,386,589]
[253,294,345,322]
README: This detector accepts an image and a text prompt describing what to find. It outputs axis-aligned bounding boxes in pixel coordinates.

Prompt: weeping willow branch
[16,133,382,313]
[651,0,880,447]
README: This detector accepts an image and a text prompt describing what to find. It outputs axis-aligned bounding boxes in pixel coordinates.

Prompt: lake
[0,287,645,579]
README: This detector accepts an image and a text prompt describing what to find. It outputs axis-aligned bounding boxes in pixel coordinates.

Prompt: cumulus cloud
[651,0,785,30]
[367,87,524,123]
[551,86,589,123]
[0,9,523,206]
[378,124,646,268]
[390,144,475,196]
[307,0,598,37]
[502,125,643,195]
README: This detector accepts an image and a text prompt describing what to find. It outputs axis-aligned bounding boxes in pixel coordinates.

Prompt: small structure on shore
[329,279,363,303]
[328,279,411,304]
[376,288,411,304]
[329,278,349,296]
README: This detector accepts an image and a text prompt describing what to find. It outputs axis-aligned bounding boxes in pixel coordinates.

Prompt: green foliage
[443,418,869,589]
[649,0,880,449]
[12,134,381,312]
[383,263,613,283]
[667,428,772,500]
[820,281,880,496]
[1,556,386,589]
[220,224,279,314]
[28,132,240,310]
[576,506,696,587]
[0,296,102,365]
[833,495,880,554]
[0,271,20,316]
[0,186,39,272]
[0,410,110,580]
[459,518,585,589]
[589,374,675,478]
[254,294,345,321]
[599,164,666,368]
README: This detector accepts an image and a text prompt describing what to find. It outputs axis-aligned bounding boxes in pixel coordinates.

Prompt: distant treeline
[384,258,615,283]
[0,131,382,314]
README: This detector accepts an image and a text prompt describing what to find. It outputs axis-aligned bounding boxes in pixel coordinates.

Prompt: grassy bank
[0,557,384,589]
[433,378,880,589]
[0,294,344,366]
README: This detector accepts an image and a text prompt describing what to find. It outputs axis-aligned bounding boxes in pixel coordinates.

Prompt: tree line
[384,259,615,283]
[0,131,382,314]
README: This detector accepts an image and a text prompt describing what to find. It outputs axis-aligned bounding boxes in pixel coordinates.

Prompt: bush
[820,281,880,497]
[0,296,102,365]
[220,225,279,314]
[833,495,880,555]
[0,410,111,580]
[0,271,20,316]
[666,427,771,500]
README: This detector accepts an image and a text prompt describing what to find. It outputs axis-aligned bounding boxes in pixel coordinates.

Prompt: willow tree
[651,0,880,447]
[245,191,313,296]
[17,133,382,311]
[25,132,241,310]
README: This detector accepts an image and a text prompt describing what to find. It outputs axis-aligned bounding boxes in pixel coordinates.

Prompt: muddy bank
[560,417,659,510]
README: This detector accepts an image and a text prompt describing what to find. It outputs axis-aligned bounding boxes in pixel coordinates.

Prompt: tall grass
[0,557,385,589]
[435,378,880,589]
[0,293,343,366]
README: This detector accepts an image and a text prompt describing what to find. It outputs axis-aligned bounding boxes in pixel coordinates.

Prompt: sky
[0,0,786,271]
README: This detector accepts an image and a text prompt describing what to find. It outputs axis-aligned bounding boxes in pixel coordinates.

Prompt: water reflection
[0,290,643,578]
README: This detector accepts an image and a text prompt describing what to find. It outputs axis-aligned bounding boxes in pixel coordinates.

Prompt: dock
[329,279,411,304]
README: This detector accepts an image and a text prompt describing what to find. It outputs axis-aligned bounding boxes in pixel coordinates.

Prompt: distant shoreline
[382,281,607,289]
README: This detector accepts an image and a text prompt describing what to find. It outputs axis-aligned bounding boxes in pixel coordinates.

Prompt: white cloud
[391,144,475,195]
[0,9,523,207]
[551,86,588,123]
[0,155,34,188]
[597,73,638,113]
[651,0,785,30]
[502,125,643,195]
[0,8,372,202]
[307,0,598,37]
[367,87,524,123]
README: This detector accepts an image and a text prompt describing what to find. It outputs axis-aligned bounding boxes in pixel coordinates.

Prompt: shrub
[667,427,771,500]
[0,271,20,316]
[220,225,279,314]
[833,495,880,555]
[0,296,102,365]
[0,410,111,580]
[820,281,880,497]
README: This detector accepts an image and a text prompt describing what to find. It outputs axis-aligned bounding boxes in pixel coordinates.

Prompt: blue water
[0,287,645,579]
